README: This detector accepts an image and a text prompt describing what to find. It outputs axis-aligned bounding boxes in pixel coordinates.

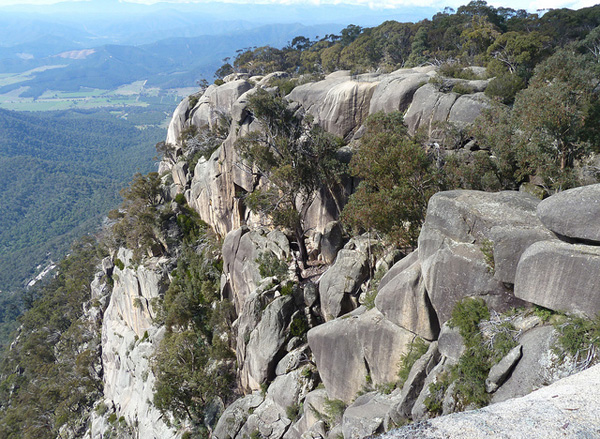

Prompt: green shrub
[362,289,378,310]
[397,337,429,387]
[256,251,288,279]
[555,314,600,359]
[444,299,521,410]
[424,377,449,416]
[449,298,490,341]
[174,193,187,205]
[95,402,108,416]
[280,283,294,296]
[188,94,200,108]
[286,402,302,422]
[484,74,526,105]
[439,63,478,80]
[214,79,225,86]
[480,239,495,274]
[290,316,308,338]
[270,77,297,96]
[451,345,492,407]
[452,83,474,95]
[260,382,269,396]
[533,305,554,323]
[108,413,117,424]
[323,398,346,428]
[375,381,397,395]
[114,258,125,271]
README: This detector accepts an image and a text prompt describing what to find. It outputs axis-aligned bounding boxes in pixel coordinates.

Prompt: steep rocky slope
[84,69,600,439]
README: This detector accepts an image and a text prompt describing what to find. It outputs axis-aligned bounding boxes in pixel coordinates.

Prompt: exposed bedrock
[537,183,600,242]
[417,190,551,324]
[307,307,419,403]
[514,240,600,317]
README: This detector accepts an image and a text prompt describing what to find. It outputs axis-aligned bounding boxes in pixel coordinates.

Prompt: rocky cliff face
[163,68,491,239]
[85,249,176,439]
[87,68,600,439]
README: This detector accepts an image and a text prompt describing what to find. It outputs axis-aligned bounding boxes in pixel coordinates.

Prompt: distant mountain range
[0,1,438,47]
[0,23,349,97]
[0,1,437,97]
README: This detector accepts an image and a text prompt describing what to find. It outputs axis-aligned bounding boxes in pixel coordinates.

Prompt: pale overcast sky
[0,0,596,11]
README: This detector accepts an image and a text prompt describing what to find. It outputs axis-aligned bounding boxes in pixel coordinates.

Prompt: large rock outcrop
[514,240,600,317]
[536,183,600,242]
[91,248,175,439]
[165,67,492,239]
[308,307,417,403]
[417,190,551,323]
[221,226,291,313]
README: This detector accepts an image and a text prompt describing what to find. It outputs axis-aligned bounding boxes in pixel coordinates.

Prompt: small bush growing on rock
[114,258,125,271]
[479,239,495,274]
[95,402,108,416]
[397,337,429,388]
[290,315,309,338]
[449,297,490,340]
[256,251,288,279]
[174,193,187,205]
[280,282,294,296]
[322,398,346,429]
[269,77,297,96]
[452,82,474,95]
[554,314,600,370]
[533,305,554,323]
[444,299,520,411]
[424,376,450,416]
[362,289,378,310]
[286,402,302,422]
[188,94,200,109]
[438,63,479,80]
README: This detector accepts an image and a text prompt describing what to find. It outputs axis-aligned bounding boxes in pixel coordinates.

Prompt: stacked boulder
[296,185,600,438]
[515,184,600,317]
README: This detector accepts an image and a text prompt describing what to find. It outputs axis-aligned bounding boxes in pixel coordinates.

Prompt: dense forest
[0,109,163,292]
[0,1,599,437]
[217,2,600,81]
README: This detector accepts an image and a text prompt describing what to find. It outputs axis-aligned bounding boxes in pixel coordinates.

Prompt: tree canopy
[236,89,346,265]
[342,112,444,247]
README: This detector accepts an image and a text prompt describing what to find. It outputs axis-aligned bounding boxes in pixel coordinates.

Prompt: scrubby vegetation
[554,314,600,371]
[219,3,600,85]
[342,112,444,247]
[397,337,430,388]
[236,88,347,266]
[424,298,520,413]
[0,237,106,438]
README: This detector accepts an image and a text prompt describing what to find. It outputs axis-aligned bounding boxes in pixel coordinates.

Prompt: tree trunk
[295,225,308,271]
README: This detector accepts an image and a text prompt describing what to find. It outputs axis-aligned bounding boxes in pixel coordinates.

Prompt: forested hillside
[0,109,163,292]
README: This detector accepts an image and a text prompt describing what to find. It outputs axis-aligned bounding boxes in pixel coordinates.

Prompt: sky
[0,0,596,10]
